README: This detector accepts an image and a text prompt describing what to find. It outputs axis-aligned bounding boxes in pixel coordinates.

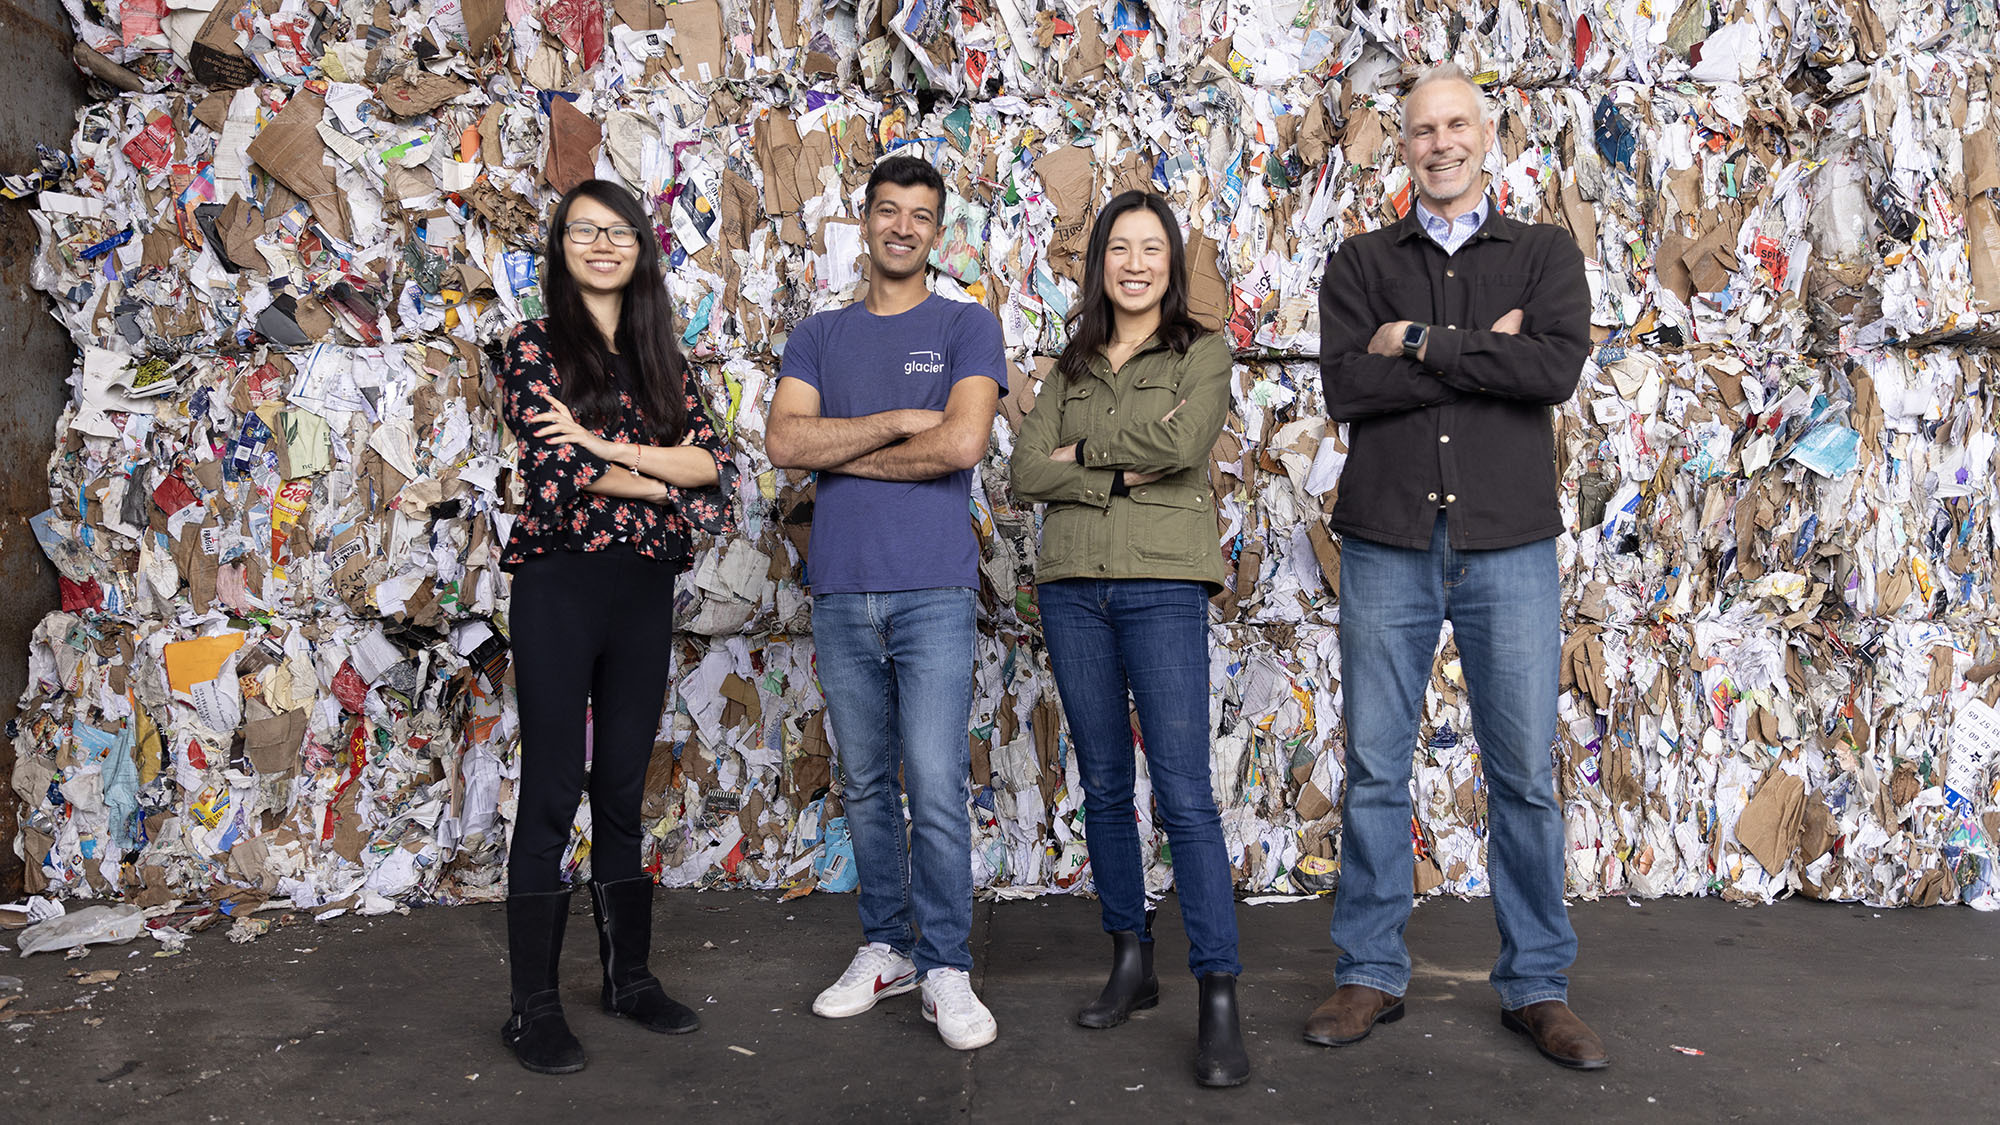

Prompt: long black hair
[1055,190,1210,386]
[541,179,688,443]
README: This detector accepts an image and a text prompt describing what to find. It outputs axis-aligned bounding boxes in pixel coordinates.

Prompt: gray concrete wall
[0,0,87,898]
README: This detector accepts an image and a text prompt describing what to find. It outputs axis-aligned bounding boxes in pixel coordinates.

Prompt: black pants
[507,547,678,894]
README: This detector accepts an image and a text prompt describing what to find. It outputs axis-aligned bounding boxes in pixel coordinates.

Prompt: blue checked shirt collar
[1414,195,1490,256]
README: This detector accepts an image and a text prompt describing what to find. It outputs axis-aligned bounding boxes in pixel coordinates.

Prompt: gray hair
[1400,63,1492,137]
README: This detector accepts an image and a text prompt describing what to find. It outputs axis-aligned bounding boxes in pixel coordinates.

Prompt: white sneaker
[812,942,918,1018]
[920,968,997,1050]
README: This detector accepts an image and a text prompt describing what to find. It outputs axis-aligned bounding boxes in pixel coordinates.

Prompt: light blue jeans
[1333,515,1576,1009]
[812,588,977,977]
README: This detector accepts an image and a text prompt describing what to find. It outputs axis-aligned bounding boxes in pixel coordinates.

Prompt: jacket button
[1439,434,1451,443]
[1445,494,1457,503]
[1446,323,1457,329]
[1428,492,1438,501]
[1097,563,1106,571]
[1445,269,1455,278]
[1107,408,1115,415]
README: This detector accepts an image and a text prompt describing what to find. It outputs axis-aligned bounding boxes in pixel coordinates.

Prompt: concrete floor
[2,891,1995,1123]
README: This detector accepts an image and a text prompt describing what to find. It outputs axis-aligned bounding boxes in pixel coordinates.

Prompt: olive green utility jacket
[1010,331,1232,592]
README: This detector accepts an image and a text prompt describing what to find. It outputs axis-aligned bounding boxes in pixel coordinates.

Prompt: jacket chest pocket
[1366,275,1428,321]
[1472,272,1532,324]
[1123,370,1184,424]
[1057,385,1096,445]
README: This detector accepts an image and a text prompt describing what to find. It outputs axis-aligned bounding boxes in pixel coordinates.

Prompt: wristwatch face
[1402,323,1427,356]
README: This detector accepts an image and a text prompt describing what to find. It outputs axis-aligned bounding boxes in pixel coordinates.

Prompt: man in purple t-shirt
[766,155,1007,1051]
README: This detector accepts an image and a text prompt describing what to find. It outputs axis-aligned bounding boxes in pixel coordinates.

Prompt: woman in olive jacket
[1009,190,1246,1087]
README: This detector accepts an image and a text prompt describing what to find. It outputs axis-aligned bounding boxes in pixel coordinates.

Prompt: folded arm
[1077,334,1233,476]
[1317,243,1461,423]
[764,376,944,469]
[582,472,670,503]
[833,376,1001,481]
[498,331,608,516]
[1421,236,1590,405]
[530,390,724,489]
[1009,376,1117,507]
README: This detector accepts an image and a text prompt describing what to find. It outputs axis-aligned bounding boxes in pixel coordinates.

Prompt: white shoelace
[926,970,984,1018]
[835,943,902,987]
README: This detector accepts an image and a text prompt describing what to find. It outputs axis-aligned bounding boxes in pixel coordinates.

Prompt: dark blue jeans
[1333,515,1576,1008]
[1038,578,1242,978]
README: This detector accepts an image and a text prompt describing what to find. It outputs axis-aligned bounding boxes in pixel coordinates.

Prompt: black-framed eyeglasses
[565,221,641,247]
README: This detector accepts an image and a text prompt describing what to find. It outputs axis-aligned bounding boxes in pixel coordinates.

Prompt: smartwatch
[1401,322,1430,359]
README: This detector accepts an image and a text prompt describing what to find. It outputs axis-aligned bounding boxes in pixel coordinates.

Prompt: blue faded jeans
[1037,579,1241,978]
[812,588,977,977]
[1333,515,1575,1009]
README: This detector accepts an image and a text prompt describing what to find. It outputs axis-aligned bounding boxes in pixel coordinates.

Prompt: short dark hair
[864,154,946,214]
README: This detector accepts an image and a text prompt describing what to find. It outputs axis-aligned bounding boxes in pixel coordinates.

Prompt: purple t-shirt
[781,294,1008,593]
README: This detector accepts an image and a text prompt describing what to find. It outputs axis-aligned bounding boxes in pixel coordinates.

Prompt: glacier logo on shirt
[903,350,945,375]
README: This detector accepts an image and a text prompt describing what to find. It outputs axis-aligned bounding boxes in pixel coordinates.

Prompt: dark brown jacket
[1317,204,1589,550]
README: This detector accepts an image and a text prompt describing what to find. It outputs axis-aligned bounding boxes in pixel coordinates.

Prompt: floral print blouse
[497,319,737,572]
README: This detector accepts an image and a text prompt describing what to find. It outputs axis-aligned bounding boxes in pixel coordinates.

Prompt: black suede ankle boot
[1194,972,1250,1087]
[501,890,586,1074]
[591,875,700,1034]
[1076,930,1160,1029]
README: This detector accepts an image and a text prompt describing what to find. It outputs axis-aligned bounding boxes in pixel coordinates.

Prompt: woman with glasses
[495,179,736,1074]
[1009,191,1247,1087]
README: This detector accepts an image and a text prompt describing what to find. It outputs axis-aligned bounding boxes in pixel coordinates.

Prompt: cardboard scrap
[243,88,349,241]
[544,95,602,196]
[1737,771,1808,875]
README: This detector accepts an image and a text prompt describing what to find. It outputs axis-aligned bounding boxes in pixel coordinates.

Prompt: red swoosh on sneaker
[874,974,903,993]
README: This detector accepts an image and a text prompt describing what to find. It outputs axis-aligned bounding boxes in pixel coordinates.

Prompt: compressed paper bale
[12,1,2000,921]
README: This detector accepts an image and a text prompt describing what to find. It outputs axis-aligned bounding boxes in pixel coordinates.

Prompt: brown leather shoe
[1501,1000,1609,1069]
[1302,984,1404,1047]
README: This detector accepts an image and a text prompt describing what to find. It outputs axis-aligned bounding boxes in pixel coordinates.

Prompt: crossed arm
[1318,236,1584,421]
[1010,396,1173,505]
[578,472,675,502]
[1011,335,1232,504]
[1364,308,1521,360]
[764,375,1000,480]
[529,394,722,502]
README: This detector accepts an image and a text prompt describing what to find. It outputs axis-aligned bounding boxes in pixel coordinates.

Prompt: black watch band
[1401,322,1430,359]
